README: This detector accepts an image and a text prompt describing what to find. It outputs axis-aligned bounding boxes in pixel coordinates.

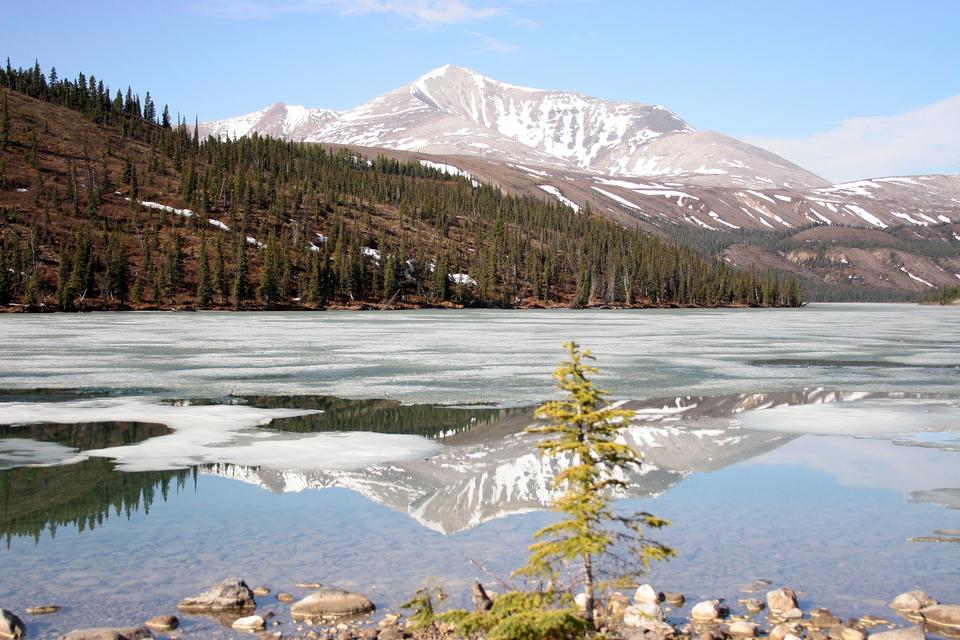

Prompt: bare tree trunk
[583,553,595,631]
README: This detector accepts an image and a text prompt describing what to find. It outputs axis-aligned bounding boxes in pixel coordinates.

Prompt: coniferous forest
[0,60,804,311]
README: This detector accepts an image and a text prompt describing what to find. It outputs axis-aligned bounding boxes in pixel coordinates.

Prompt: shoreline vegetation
[0,60,803,313]
[5,577,958,640]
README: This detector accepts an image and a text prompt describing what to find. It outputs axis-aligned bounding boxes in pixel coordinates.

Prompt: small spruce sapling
[515,341,674,630]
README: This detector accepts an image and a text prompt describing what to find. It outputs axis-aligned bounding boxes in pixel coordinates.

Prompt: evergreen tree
[515,342,674,630]
[0,92,9,149]
[24,269,41,306]
[258,232,280,304]
[65,228,93,307]
[212,234,227,302]
[383,254,400,302]
[432,253,449,302]
[0,247,10,305]
[196,233,212,307]
[106,234,129,301]
[231,239,249,309]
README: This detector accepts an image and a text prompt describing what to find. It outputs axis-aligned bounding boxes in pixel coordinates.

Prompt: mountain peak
[200,68,825,188]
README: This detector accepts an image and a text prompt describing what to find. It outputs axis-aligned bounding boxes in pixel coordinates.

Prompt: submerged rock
[841,628,866,640]
[890,592,937,614]
[767,588,800,614]
[277,593,295,603]
[57,628,153,640]
[740,579,773,593]
[810,609,842,628]
[26,605,60,615]
[922,605,960,632]
[0,609,26,640]
[253,587,272,597]
[143,616,179,632]
[740,598,765,613]
[291,588,375,618]
[177,578,256,612]
[664,592,686,607]
[868,626,925,640]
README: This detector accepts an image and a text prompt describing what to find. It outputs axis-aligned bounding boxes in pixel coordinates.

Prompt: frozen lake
[0,304,958,638]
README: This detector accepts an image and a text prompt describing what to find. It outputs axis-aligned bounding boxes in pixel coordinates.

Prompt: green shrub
[440,591,583,640]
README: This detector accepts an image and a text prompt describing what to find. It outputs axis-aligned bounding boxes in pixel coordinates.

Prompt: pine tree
[258,232,279,304]
[231,239,249,309]
[0,92,9,149]
[0,247,10,305]
[65,228,92,306]
[213,234,226,302]
[24,269,41,306]
[515,341,674,630]
[383,254,400,302]
[196,233,212,307]
[106,234,129,301]
[432,253,449,302]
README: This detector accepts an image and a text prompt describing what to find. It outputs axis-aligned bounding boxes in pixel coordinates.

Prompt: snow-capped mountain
[199,64,826,189]
[201,102,339,141]
[198,64,960,291]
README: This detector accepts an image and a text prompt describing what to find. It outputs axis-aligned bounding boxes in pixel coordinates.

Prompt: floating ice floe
[0,397,441,473]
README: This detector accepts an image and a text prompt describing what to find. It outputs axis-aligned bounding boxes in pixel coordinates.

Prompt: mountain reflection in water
[7,388,948,541]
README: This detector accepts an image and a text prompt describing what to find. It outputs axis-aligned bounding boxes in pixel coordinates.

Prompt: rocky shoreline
[1,579,958,640]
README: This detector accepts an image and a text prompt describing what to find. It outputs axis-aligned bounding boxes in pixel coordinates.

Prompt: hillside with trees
[0,60,803,311]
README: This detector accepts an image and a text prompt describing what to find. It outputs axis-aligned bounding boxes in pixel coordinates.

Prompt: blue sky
[3,0,959,181]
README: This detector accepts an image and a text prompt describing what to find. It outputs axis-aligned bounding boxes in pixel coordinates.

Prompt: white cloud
[466,31,519,53]
[747,95,960,183]
[196,0,503,24]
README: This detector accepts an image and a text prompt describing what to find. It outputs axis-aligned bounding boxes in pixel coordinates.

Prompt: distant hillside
[0,61,802,311]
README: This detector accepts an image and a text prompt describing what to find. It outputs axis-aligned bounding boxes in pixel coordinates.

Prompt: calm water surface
[0,305,958,638]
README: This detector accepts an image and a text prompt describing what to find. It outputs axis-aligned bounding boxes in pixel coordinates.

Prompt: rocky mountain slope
[201,64,827,190]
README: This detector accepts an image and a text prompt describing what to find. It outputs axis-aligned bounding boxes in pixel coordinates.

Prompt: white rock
[691,600,722,621]
[233,615,266,632]
[635,584,662,604]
